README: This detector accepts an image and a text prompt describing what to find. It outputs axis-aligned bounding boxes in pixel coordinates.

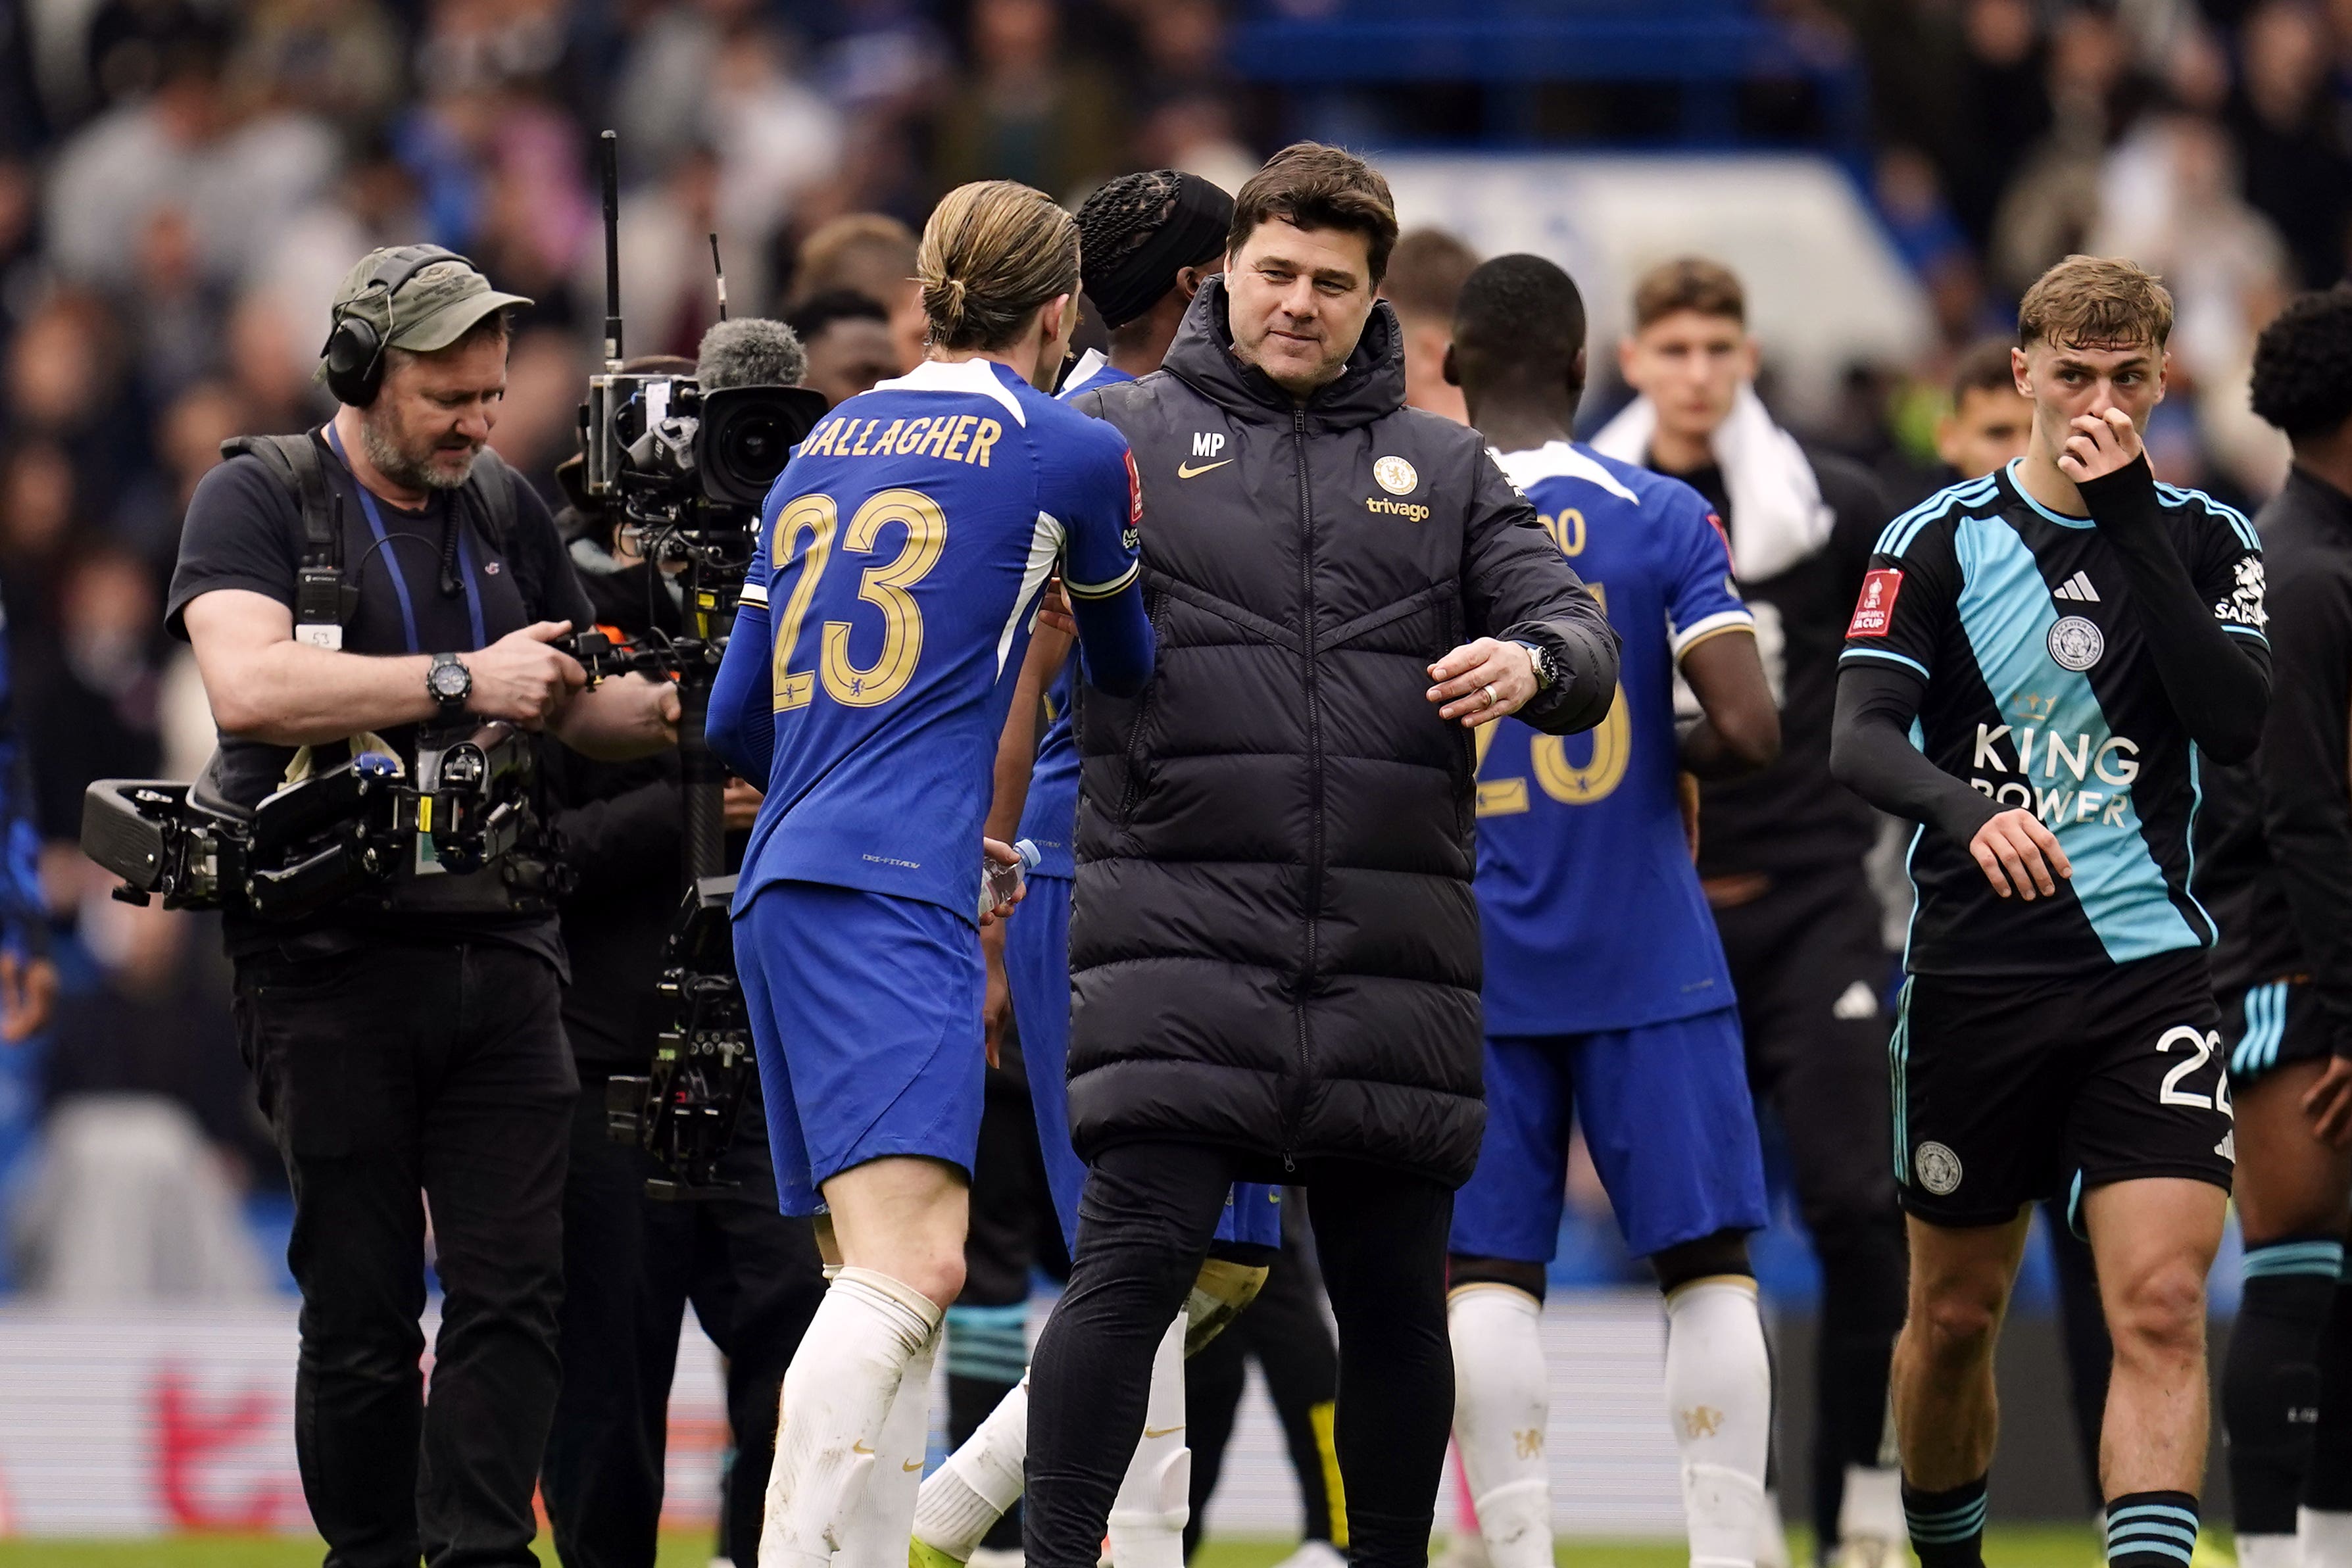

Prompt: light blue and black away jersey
[720,357,1146,923]
[1475,441,1753,1035]
[1015,351,1136,879]
[1841,457,2267,975]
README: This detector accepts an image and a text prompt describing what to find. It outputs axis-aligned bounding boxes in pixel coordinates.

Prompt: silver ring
[1484,683,1499,708]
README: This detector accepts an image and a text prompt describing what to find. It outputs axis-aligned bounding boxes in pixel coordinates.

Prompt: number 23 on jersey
[769,487,947,711]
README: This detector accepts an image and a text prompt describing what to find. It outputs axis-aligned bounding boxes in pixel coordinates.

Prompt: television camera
[80,719,549,921]
[575,131,823,1199]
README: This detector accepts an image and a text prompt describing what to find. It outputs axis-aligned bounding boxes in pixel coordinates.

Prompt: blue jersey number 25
[769,487,948,710]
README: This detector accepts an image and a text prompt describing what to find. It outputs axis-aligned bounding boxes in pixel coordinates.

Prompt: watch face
[429,662,469,700]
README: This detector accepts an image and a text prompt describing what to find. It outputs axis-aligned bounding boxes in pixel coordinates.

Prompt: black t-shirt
[166,429,593,965]
[1670,451,1888,881]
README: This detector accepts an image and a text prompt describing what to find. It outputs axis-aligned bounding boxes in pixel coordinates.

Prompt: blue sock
[1903,1475,1988,1568]
[2105,1490,2199,1567]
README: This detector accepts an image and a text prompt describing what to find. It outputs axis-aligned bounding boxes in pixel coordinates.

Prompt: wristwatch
[1511,641,1557,693]
[426,651,472,715]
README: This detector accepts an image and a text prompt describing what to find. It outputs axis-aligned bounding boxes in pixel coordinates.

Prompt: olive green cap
[325,245,534,360]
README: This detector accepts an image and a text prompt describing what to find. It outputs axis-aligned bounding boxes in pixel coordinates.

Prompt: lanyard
[452,520,487,650]
[324,424,485,656]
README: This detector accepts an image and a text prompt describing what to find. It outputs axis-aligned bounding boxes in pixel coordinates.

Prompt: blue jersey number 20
[770,487,948,710]
[1474,580,1632,812]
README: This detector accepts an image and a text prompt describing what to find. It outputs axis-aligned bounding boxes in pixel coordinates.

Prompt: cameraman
[166,246,677,1568]
[537,354,827,1568]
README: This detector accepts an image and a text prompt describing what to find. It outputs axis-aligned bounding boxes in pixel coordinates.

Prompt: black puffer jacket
[1064,284,1619,1186]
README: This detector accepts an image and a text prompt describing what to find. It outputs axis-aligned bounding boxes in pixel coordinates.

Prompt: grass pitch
[0,1529,2118,1566]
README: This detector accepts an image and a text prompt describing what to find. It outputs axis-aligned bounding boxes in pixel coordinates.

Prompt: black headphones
[320,245,475,407]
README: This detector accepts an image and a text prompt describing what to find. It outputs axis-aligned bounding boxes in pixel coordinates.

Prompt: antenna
[600,130,624,372]
[709,233,728,323]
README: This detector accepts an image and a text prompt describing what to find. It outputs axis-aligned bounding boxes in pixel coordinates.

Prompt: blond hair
[917,182,1080,352]
[2019,255,2174,351]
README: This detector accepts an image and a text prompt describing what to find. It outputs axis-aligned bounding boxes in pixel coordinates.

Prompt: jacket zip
[1285,408,1320,1171]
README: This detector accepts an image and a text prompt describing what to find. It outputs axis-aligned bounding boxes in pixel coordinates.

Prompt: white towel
[1589,385,1835,583]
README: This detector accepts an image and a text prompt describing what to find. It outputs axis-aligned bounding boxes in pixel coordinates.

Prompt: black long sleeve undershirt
[1829,662,2002,844]
[2075,458,2272,762]
[2249,497,2352,1056]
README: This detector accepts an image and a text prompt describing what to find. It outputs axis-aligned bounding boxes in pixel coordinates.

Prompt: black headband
[1086,173,1233,332]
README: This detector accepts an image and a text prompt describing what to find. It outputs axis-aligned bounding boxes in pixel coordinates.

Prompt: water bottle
[980,838,1041,919]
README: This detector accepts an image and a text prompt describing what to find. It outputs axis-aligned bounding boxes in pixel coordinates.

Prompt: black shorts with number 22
[1890,950,2234,1228]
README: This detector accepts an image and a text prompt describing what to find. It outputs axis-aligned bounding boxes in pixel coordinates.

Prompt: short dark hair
[1383,228,1480,320]
[1950,337,2022,404]
[1632,257,1744,330]
[1452,254,1586,388]
[787,289,892,344]
[2251,283,2352,439]
[1228,142,1400,283]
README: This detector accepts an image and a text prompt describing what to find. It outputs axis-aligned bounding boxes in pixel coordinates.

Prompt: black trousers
[1027,1142,1451,1568]
[1712,868,1909,1540]
[540,1067,828,1568]
[1185,1210,1342,1558]
[233,943,576,1568]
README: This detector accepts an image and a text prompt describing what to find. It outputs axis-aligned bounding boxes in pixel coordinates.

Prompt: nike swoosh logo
[1142,1424,1185,1438]
[853,1441,875,1455]
[904,1459,925,1471]
[1176,460,1231,479]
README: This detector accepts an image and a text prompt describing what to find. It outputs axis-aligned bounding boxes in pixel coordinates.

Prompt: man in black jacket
[535,403,827,1568]
[1022,143,1619,1568]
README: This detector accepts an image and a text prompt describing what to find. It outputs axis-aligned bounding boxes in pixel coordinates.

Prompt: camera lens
[723,412,783,472]
[695,387,827,509]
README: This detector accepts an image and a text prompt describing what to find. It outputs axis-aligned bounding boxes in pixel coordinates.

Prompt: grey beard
[360,412,476,491]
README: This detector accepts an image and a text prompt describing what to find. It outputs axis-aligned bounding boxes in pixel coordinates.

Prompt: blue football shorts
[736,879,986,1217]
[1004,872,1283,1251]
[1450,1006,1769,1263]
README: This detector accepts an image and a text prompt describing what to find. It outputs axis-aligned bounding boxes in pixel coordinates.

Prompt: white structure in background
[10,1097,270,1305]
[1381,153,1932,428]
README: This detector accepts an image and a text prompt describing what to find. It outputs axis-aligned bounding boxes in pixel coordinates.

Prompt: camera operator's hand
[552,668,679,762]
[468,621,588,729]
[723,777,764,831]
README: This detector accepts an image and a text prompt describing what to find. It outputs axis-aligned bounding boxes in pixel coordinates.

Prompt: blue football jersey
[1016,351,1136,878]
[725,357,1144,921]
[1475,441,1753,1035]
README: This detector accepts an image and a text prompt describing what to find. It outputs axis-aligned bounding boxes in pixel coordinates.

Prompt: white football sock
[913,1377,1031,1561]
[2304,1507,2352,1568]
[759,1267,941,1568]
[835,1319,941,1568]
[1836,1462,1905,1548]
[2236,1534,2302,1568]
[1448,1283,1553,1568]
[1108,1311,1190,1568]
[1663,1276,1772,1568]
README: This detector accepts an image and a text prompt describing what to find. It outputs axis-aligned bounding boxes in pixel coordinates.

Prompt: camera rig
[604,875,754,1199]
[578,130,823,1199]
[81,720,552,921]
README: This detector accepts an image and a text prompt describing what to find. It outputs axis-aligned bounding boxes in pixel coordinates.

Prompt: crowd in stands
[0,0,2343,1296]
